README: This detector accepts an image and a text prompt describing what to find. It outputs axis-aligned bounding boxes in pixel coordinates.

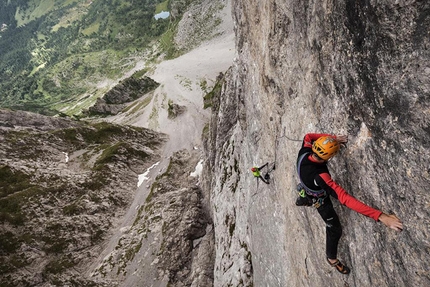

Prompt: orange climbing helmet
[312,136,340,160]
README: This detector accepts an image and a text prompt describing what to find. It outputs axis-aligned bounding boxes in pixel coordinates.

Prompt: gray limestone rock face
[148,150,214,286]
[204,0,430,286]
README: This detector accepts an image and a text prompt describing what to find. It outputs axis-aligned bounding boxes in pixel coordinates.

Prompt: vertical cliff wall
[205,1,429,286]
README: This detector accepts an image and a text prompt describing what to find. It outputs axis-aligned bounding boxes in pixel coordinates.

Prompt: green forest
[0,0,191,115]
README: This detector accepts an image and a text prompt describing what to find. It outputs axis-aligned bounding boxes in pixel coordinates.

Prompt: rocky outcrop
[91,149,214,287]
[204,1,430,287]
[86,76,159,116]
[0,109,80,130]
[0,109,166,286]
[147,150,213,286]
[168,101,187,119]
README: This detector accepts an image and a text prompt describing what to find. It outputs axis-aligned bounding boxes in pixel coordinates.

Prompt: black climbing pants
[316,197,343,259]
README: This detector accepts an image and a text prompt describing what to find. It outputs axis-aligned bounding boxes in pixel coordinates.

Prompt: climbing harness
[296,182,326,208]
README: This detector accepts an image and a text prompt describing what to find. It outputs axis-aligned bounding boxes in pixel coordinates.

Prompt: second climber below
[296,133,403,274]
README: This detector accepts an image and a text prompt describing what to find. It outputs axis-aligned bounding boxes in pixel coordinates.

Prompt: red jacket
[298,133,382,221]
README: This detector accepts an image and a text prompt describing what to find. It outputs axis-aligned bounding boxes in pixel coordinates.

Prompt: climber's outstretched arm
[378,213,403,231]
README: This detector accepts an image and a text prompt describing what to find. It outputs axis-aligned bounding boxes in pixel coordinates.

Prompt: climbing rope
[251,126,301,193]
[277,127,302,142]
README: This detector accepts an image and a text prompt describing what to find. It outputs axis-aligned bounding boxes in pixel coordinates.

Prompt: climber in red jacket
[296,133,403,274]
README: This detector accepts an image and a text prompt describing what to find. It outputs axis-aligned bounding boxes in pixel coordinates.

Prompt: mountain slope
[0,0,174,115]
[0,109,167,286]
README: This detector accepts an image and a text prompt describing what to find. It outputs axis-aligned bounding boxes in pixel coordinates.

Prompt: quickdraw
[311,197,325,209]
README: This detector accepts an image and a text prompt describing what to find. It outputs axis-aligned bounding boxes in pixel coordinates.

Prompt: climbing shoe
[327,258,350,274]
[295,195,312,206]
